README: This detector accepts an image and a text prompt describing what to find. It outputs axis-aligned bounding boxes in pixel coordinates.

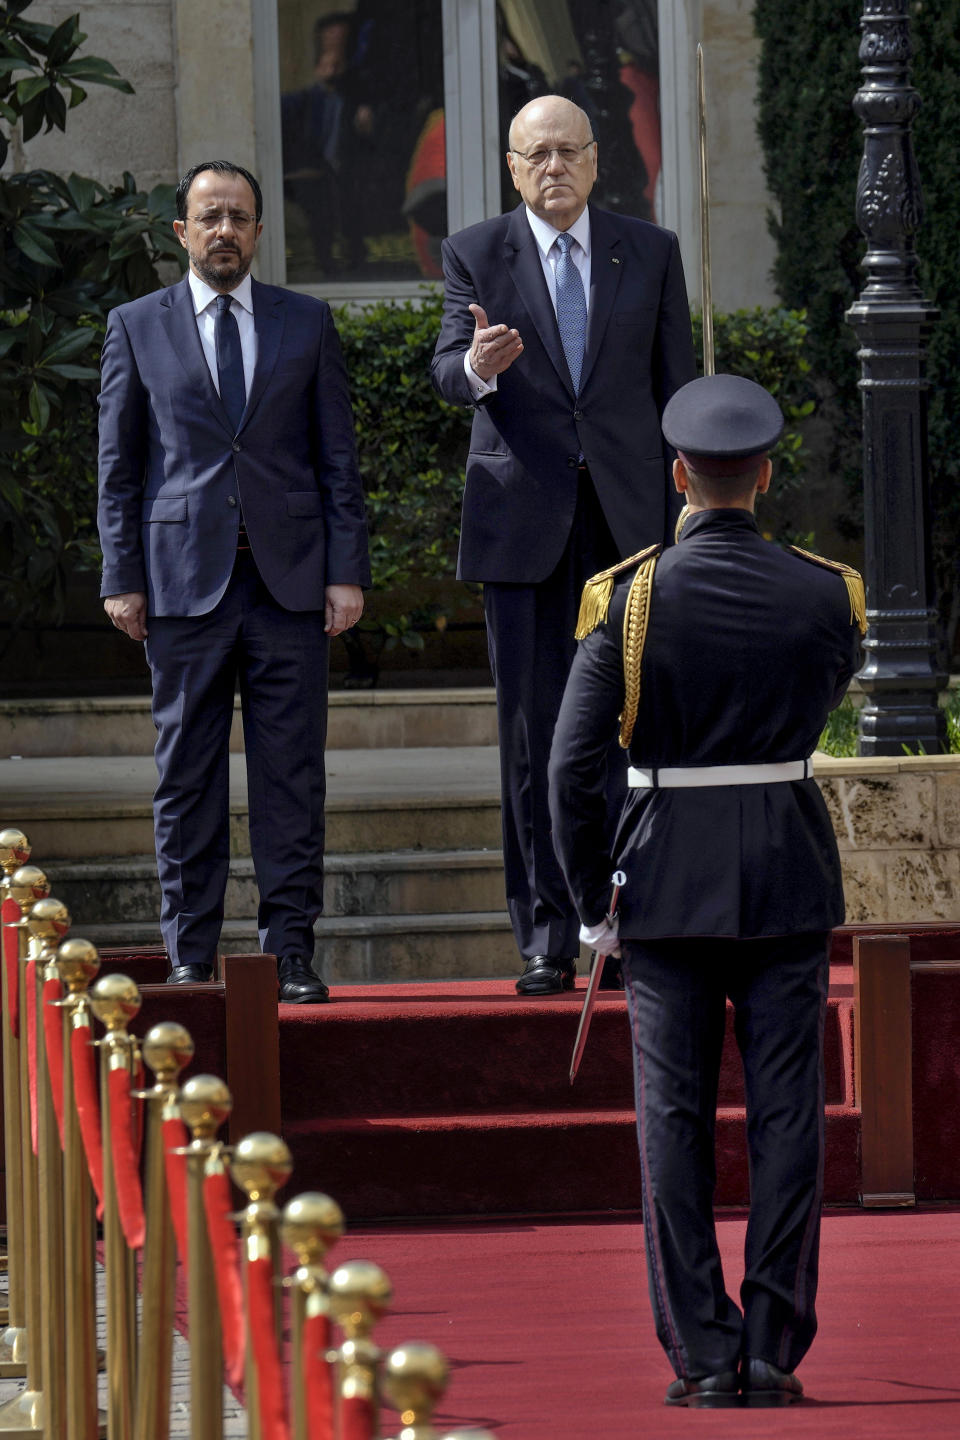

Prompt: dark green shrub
[753,0,960,648]
[0,3,184,640]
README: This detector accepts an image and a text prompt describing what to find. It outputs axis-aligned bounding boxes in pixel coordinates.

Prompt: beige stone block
[885,850,960,923]
[936,771,960,847]
[818,774,934,851]
[839,852,888,925]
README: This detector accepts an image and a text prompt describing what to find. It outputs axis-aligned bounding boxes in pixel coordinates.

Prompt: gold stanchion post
[281,1192,344,1440]
[133,1022,194,1440]
[328,1260,393,1436]
[0,843,42,1380]
[89,974,142,1440]
[56,938,104,1440]
[29,897,72,1440]
[382,1343,449,1440]
[178,1074,232,1440]
[231,1132,293,1440]
[0,865,50,1435]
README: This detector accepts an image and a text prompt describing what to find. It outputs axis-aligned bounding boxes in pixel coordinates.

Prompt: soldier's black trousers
[621,931,829,1380]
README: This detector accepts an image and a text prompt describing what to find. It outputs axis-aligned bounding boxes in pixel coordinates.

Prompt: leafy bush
[0,2,184,639]
[753,0,960,648]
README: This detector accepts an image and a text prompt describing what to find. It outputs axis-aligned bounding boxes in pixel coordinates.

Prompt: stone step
[50,849,506,924]
[74,912,520,984]
[0,747,503,860]
[0,688,498,758]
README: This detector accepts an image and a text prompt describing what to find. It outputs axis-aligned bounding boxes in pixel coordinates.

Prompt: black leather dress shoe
[166,964,214,984]
[740,1357,803,1407]
[597,956,624,990]
[278,957,330,1004]
[515,955,576,996]
[664,1372,740,1409]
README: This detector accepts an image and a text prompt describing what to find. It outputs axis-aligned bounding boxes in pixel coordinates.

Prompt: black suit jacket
[548,509,862,938]
[431,203,696,584]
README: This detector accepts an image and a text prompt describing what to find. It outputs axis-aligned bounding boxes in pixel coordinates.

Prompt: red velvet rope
[1,896,20,1038]
[133,1056,146,1162]
[302,1311,334,1440]
[202,1168,246,1390]
[26,958,38,1155]
[71,1024,104,1215]
[162,1116,189,1267]
[42,975,65,1147]
[246,1254,290,1440]
[340,1395,376,1440]
[107,1066,145,1248]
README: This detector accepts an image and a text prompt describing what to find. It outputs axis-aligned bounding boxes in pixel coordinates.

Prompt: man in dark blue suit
[98,160,370,1001]
[432,95,695,995]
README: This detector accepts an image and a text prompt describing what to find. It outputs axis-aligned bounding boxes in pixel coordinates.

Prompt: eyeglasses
[188,211,258,232]
[510,141,595,171]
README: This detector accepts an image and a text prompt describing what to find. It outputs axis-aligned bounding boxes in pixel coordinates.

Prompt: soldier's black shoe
[740,1358,803,1407]
[597,956,624,989]
[278,957,330,1004]
[515,955,576,995]
[664,1372,740,1408]
[167,964,213,984]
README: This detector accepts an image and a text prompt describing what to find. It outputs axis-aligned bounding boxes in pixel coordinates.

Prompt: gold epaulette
[788,545,867,636]
[574,543,662,641]
[618,550,659,748]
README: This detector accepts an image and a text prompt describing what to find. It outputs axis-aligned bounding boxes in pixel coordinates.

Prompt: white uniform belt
[627,760,812,789]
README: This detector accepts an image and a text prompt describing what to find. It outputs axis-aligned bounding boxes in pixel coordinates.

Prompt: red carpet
[350,1207,960,1439]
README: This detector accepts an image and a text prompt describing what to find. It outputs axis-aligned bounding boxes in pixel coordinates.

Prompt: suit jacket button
[574,409,583,421]
[232,440,242,452]
[227,496,237,507]
[567,456,578,468]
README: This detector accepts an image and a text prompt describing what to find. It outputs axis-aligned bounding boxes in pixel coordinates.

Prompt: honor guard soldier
[548,374,865,1408]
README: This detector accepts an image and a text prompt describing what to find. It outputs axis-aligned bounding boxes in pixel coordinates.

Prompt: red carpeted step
[283,1103,861,1218]
[279,973,854,1121]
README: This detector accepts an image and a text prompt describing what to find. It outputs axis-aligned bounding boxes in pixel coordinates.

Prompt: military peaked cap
[662,373,785,475]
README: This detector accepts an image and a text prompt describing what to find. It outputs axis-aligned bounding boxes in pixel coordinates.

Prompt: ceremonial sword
[569,870,627,1085]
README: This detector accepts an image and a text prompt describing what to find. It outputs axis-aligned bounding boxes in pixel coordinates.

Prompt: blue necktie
[554,231,587,395]
[215,293,246,432]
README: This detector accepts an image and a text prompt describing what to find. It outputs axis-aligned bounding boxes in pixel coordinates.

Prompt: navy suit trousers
[622,931,829,1379]
[145,551,329,969]
[483,473,622,960]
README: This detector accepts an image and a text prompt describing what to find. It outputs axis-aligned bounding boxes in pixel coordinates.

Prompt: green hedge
[753,0,960,645]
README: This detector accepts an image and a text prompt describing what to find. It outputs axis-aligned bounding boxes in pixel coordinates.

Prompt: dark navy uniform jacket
[548,507,862,939]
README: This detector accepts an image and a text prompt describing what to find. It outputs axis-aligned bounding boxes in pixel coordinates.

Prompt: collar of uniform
[524,204,591,262]
[187,269,254,317]
[679,508,760,542]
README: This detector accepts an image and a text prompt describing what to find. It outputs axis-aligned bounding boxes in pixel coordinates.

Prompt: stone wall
[816,754,960,924]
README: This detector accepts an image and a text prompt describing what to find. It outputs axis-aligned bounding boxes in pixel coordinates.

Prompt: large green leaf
[12,220,59,266]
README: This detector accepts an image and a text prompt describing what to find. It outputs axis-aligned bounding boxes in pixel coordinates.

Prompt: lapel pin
[612,257,621,264]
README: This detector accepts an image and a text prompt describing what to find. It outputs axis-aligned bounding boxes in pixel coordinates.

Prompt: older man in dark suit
[432,94,695,995]
[98,160,369,1001]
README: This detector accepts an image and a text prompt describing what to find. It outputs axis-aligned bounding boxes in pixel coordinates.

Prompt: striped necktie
[554,231,587,395]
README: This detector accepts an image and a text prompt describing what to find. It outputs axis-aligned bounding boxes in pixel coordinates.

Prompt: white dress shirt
[464,205,592,400]
[187,269,258,398]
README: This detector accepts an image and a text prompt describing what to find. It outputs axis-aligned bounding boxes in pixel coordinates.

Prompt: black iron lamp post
[845,0,946,755]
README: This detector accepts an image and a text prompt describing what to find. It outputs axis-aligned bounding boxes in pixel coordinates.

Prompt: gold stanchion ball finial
[56,937,101,993]
[328,1259,393,1338]
[0,828,30,876]
[142,1022,195,1085]
[231,1131,293,1205]
[26,895,71,951]
[89,972,141,1031]
[281,1191,345,1266]
[178,1073,232,1143]
[383,1342,450,1430]
[9,864,50,912]
[438,1432,499,1440]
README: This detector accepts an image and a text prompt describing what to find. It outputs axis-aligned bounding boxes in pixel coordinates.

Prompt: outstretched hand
[468,304,523,381]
